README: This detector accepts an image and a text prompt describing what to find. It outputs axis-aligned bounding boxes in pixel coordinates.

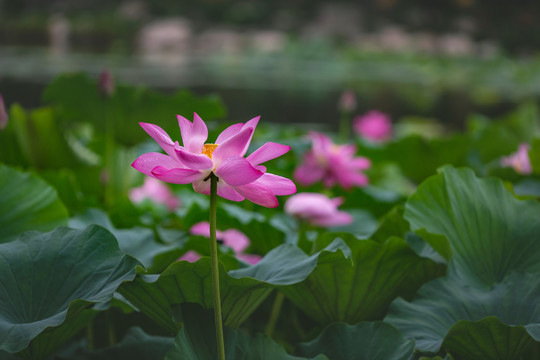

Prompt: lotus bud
[98,69,115,97]
[0,94,8,130]
[338,90,357,113]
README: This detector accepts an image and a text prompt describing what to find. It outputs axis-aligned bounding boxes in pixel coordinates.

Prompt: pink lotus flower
[285,193,353,227]
[0,94,8,130]
[294,132,371,189]
[132,113,296,208]
[189,221,261,264]
[353,110,392,142]
[338,90,357,113]
[129,177,180,211]
[178,250,201,263]
[501,143,532,175]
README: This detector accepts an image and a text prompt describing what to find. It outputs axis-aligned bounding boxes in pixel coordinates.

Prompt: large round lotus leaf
[16,308,96,360]
[57,327,173,360]
[165,303,324,360]
[119,239,350,332]
[0,164,68,243]
[296,321,415,360]
[69,208,178,270]
[0,226,140,354]
[386,272,540,359]
[405,166,540,286]
[371,205,446,265]
[274,234,445,325]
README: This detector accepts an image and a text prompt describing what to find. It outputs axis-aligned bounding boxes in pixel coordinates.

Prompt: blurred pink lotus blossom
[338,90,357,112]
[285,193,353,227]
[501,143,532,175]
[132,113,296,208]
[178,250,201,263]
[236,253,262,265]
[294,132,371,189]
[129,177,180,211]
[188,221,261,264]
[353,110,392,142]
[0,94,8,130]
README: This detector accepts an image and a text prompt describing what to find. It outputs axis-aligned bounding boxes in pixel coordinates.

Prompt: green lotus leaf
[119,239,350,332]
[119,259,272,333]
[0,164,69,243]
[0,226,140,355]
[467,102,538,165]
[276,234,445,325]
[2,105,81,169]
[386,272,540,359]
[229,238,350,284]
[17,308,96,360]
[165,303,324,360]
[356,133,471,184]
[0,105,30,167]
[529,137,540,175]
[296,321,415,360]
[443,318,535,360]
[405,166,540,286]
[69,208,179,271]
[57,327,173,360]
[0,352,20,359]
[370,205,410,243]
[371,205,446,265]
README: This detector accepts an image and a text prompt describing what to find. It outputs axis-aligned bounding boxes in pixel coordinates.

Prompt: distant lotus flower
[338,90,357,113]
[132,113,296,208]
[294,132,371,189]
[236,253,262,265]
[0,94,8,130]
[353,110,392,142]
[501,143,532,175]
[285,193,353,227]
[129,177,180,211]
[98,69,115,97]
[189,221,261,264]
[178,250,201,263]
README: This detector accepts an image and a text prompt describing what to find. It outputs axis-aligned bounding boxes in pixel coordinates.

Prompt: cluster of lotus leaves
[1,163,540,359]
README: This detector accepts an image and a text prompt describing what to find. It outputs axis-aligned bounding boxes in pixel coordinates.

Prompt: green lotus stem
[265,291,285,337]
[297,221,309,253]
[339,112,350,142]
[86,322,94,349]
[28,341,35,360]
[210,173,226,360]
[104,120,115,207]
[107,311,116,346]
[298,221,317,255]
